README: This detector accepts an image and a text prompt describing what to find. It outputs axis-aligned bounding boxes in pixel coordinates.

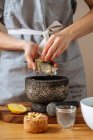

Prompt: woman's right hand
[23,41,39,70]
[0,32,40,70]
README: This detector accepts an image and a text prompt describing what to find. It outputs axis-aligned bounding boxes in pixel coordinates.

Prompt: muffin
[24,112,48,133]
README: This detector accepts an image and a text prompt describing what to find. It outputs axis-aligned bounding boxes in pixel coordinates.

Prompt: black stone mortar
[25,76,69,105]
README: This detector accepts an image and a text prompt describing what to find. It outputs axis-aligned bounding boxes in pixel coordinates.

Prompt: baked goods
[35,58,57,75]
[24,112,48,133]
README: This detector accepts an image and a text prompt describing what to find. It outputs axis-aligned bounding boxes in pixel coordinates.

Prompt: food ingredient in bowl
[35,58,57,75]
[7,103,27,114]
[24,112,48,133]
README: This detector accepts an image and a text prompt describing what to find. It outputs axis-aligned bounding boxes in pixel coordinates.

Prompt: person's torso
[3,0,76,41]
[2,0,78,62]
[0,0,87,104]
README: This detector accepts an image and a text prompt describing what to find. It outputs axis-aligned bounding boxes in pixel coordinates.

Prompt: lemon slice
[8,103,27,114]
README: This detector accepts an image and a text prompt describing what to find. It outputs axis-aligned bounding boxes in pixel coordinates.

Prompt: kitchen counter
[0,121,93,140]
[0,103,93,140]
[0,106,93,140]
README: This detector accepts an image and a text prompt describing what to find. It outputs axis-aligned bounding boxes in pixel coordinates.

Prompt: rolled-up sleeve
[0,0,5,22]
[0,0,7,33]
[0,8,3,21]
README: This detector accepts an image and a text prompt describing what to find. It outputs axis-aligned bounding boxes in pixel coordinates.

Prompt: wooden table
[0,107,93,140]
[0,121,93,140]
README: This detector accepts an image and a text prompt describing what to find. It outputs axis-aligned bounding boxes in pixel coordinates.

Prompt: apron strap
[8,21,63,36]
[8,29,43,35]
[8,21,63,49]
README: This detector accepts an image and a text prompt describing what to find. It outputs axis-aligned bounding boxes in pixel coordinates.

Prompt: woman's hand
[23,41,39,70]
[41,0,93,62]
[41,30,73,61]
[0,32,39,70]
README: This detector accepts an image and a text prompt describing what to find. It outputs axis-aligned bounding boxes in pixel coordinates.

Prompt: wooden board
[0,102,32,123]
[0,102,85,124]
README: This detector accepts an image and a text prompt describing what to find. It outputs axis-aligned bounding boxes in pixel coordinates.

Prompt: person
[0,0,93,105]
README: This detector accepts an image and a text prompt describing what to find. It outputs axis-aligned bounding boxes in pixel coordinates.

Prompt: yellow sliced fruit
[7,103,27,114]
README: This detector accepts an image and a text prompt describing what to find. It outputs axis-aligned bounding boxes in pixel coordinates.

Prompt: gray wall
[74,1,93,96]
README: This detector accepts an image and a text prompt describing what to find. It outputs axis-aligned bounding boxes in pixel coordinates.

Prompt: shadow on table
[46,125,61,133]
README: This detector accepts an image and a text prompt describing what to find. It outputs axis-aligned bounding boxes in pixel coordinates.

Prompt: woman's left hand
[41,29,73,61]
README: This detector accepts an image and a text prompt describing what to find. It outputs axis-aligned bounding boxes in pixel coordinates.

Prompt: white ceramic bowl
[80,97,93,130]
